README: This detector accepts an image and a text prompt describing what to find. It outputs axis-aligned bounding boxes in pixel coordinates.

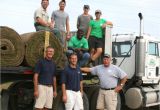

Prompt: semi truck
[1,13,160,110]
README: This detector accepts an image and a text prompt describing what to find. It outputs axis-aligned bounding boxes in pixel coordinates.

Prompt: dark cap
[103,53,111,58]
[95,9,102,14]
[84,5,90,9]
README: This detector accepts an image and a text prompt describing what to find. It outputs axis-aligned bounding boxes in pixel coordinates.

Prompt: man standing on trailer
[61,53,84,110]
[51,0,70,48]
[34,0,53,31]
[33,46,57,110]
[77,5,93,37]
[81,54,127,110]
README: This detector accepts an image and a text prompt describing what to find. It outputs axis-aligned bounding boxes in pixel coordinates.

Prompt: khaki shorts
[34,85,53,109]
[65,90,83,110]
[96,89,117,110]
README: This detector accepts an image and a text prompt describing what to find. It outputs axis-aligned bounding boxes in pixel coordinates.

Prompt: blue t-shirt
[34,58,56,85]
[61,65,83,91]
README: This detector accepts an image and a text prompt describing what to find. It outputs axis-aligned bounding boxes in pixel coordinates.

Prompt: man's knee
[83,53,90,59]
[96,48,103,54]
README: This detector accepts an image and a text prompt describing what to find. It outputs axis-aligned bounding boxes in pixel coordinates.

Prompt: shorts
[88,36,104,49]
[96,89,117,110]
[34,85,53,109]
[65,90,83,110]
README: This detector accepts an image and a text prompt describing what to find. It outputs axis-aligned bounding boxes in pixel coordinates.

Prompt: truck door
[146,41,160,82]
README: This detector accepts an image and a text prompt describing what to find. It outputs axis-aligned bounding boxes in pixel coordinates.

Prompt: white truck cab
[111,33,160,109]
[112,33,160,83]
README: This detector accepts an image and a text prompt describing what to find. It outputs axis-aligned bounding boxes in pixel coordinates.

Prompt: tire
[117,93,121,110]
[83,93,89,110]
[52,91,65,110]
[53,91,89,110]
[84,86,100,102]
[8,80,34,110]
[90,88,99,110]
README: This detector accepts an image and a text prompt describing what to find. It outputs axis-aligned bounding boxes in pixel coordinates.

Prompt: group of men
[33,0,128,110]
[34,0,113,67]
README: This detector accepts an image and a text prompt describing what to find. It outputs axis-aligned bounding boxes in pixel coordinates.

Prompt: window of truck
[148,42,159,56]
[112,41,131,57]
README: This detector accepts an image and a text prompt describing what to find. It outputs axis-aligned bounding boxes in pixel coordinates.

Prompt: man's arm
[115,76,127,93]
[80,67,91,73]
[62,83,67,103]
[86,27,91,40]
[119,76,127,86]
[80,81,83,95]
[50,17,55,29]
[66,17,70,35]
[77,16,80,29]
[106,21,113,26]
[53,76,57,97]
[33,73,39,98]
[36,17,49,27]
[102,21,113,28]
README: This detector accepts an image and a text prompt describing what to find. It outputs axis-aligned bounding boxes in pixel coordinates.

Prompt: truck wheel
[84,86,100,102]
[52,91,65,110]
[83,93,89,110]
[90,88,99,110]
[117,93,121,110]
[8,81,34,110]
[53,91,89,110]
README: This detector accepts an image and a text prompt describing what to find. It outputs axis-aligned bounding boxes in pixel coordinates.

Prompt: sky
[0,0,160,39]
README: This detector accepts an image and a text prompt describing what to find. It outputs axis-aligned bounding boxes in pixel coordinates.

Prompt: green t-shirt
[89,19,106,38]
[68,36,89,49]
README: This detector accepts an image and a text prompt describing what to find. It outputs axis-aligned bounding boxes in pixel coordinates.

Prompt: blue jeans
[52,28,66,47]
[66,50,90,67]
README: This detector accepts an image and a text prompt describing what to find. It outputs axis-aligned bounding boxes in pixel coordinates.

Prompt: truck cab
[112,33,160,109]
[112,33,160,82]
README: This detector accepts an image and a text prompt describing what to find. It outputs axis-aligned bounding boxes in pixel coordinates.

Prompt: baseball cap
[95,9,102,14]
[103,53,111,58]
[84,5,90,9]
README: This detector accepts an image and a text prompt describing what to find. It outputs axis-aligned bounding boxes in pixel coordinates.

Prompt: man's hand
[34,90,39,98]
[81,91,83,96]
[53,91,57,98]
[62,94,67,103]
[66,33,71,41]
[49,22,54,29]
[101,24,107,28]
[114,85,123,93]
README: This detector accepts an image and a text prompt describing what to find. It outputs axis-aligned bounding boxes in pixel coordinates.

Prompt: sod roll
[21,31,65,68]
[0,26,25,66]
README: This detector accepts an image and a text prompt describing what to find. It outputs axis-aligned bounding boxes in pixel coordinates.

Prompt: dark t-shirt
[34,58,56,85]
[61,65,83,91]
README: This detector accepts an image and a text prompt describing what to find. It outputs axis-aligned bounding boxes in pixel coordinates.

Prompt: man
[61,53,84,110]
[67,29,90,67]
[33,46,57,110]
[34,0,53,31]
[51,0,70,48]
[81,54,127,110]
[77,5,93,37]
[86,9,113,65]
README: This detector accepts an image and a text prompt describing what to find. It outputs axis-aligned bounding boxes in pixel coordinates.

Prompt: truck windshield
[148,42,159,56]
[112,41,131,57]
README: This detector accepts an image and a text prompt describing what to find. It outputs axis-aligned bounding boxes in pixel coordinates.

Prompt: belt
[101,88,115,90]
[45,85,52,87]
[67,89,80,92]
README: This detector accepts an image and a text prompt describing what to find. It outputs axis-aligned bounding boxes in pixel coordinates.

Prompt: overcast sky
[0,0,160,39]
